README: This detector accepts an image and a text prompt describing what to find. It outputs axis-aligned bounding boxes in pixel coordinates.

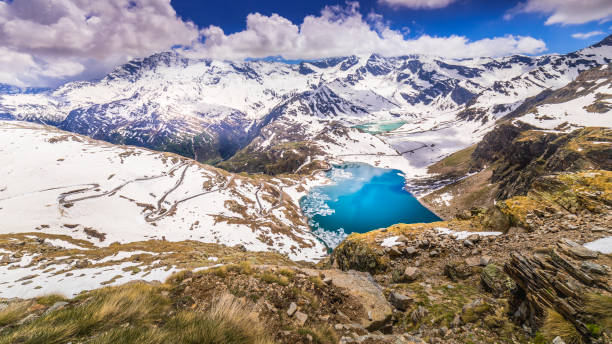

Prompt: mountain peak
[590,33,612,48]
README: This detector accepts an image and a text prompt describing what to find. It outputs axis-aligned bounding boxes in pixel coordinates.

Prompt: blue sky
[172,0,611,54]
[0,0,611,87]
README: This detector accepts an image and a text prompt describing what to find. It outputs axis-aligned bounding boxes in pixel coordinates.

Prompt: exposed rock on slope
[420,64,611,219]
[473,126,612,200]
[329,170,611,343]
[420,126,611,219]
[505,245,610,341]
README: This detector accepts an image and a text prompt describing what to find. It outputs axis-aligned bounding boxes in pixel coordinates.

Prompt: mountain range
[2,35,610,177]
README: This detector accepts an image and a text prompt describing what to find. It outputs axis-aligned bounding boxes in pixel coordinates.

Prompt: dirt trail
[58,162,189,205]
[144,173,236,223]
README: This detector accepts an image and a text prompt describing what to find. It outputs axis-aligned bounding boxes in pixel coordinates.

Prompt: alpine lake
[300,162,441,248]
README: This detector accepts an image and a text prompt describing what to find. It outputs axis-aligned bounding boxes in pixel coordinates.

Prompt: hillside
[420,64,612,219]
[0,121,328,267]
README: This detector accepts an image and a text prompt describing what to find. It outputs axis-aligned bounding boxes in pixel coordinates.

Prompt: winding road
[54,161,239,223]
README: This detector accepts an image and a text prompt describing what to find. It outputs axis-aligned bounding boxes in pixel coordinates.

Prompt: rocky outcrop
[303,268,394,331]
[332,236,390,274]
[471,126,612,200]
[504,241,611,342]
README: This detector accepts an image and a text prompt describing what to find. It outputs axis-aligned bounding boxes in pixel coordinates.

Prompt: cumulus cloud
[1,1,548,87]
[571,31,605,39]
[505,0,612,25]
[0,0,199,87]
[378,0,456,10]
[191,3,546,61]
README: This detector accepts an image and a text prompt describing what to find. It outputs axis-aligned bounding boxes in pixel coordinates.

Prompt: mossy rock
[481,206,512,232]
[332,237,389,274]
[481,264,517,297]
[461,298,493,323]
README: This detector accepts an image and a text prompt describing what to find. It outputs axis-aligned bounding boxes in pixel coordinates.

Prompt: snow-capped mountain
[1,35,610,175]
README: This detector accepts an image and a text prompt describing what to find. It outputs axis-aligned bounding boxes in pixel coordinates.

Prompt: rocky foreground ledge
[329,170,611,343]
[0,171,610,343]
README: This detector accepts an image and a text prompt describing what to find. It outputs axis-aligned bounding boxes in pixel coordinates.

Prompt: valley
[0,32,610,344]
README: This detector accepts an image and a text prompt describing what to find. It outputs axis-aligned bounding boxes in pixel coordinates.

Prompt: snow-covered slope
[0,121,327,261]
[1,35,611,176]
[509,64,612,130]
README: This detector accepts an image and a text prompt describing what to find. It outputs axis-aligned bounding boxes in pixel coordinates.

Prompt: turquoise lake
[353,121,406,134]
[300,163,441,247]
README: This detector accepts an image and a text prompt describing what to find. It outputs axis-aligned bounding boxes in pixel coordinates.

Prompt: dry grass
[259,271,290,286]
[35,294,67,307]
[540,310,584,344]
[167,293,273,344]
[0,301,33,327]
[0,284,273,344]
[583,293,612,332]
[297,324,338,344]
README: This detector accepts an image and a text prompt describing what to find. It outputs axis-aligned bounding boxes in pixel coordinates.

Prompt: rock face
[504,241,611,340]
[303,268,393,331]
[471,126,612,201]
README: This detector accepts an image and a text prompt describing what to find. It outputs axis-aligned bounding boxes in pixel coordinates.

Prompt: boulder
[481,206,511,232]
[552,336,566,344]
[568,246,599,260]
[481,264,516,297]
[44,301,69,315]
[580,261,607,275]
[467,234,481,242]
[17,314,38,326]
[480,255,493,266]
[444,261,480,281]
[74,259,89,268]
[302,268,393,331]
[404,246,418,257]
[465,257,480,267]
[504,247,611,339]
[404,267,421,281]
[389,292,414,311]
[388,246,403,258]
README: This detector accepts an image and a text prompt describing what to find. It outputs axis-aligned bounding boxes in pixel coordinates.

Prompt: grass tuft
[36,294,67,307]
[540,310,584,344]
[259,271,289,286]
[583,293,612,331]
[0,301,32,327]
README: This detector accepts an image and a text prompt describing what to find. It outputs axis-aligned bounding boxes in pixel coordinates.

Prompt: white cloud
[0,1,548,87]
[571,31,605,39]
[191,4,546,61]
[0,0,199,87]
[378,0,456,9]
[505,0,612,25]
